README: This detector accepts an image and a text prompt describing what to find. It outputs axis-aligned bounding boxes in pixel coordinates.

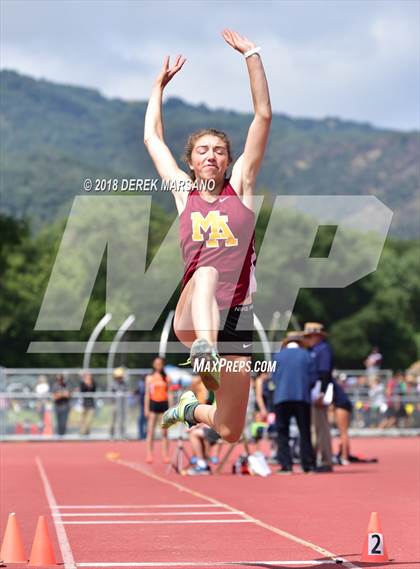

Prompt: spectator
[353,374,370,427]
[255,371,277,462]
[187,426,220,475]
[364,347,383,378]
[250,411,267,451]
[368,376,386,427]
[332,379,353,464]
[381,372,408,428]
[79,372,96,436]
[133,375,147,440]
[271,332,316,474]
[52,374,71,436]
[35,375,50,431]
[254,372,271,420]
[303,322,334,473]
[406,360,420,389]
[110,367,129,439]
[144,357,172,463]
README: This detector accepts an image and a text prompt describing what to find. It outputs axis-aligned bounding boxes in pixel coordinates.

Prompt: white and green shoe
[161,391,199,430]
[189,338,221,391]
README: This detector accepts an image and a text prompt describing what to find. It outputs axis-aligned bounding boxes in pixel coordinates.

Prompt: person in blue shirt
[303,322,334,472]
[271,332,316,473]
[134,375,147,440]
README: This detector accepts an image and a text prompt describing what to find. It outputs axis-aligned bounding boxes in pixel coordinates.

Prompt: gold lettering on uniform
[191,211,238,248]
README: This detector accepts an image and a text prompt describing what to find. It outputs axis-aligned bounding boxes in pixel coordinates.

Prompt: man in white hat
[271,332,316,473]
[303,322,334,472]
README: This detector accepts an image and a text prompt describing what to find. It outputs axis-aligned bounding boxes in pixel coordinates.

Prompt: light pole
[159,310,175,358]
[107,315,136,388]
[253,312,272,362]
[83,313,112,371]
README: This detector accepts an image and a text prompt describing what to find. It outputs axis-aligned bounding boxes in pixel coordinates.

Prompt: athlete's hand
[222,29,256,55]
[154,55,186,89]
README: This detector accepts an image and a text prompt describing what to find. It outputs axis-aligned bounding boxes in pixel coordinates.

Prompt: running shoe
[161,390,198,429]
[187,464,211,476]
[189,338,221,391]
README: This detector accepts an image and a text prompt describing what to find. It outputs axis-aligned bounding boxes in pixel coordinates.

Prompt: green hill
[1,69,418,237]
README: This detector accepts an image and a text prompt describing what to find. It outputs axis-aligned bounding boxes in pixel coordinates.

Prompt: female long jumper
[144,30,271,443]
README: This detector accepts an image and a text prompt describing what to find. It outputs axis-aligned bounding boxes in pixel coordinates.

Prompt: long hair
[182,128,233,180]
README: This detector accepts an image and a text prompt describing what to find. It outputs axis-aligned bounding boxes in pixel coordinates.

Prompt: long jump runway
[1,439,418,568]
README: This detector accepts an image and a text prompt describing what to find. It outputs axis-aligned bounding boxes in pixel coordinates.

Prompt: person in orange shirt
[144,357,172,463]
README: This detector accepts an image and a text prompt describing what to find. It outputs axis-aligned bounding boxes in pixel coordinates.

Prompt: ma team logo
[191,211,238,248]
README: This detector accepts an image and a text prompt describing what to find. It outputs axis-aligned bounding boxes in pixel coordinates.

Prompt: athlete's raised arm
[222,30,272,207]
[144,56,191,213]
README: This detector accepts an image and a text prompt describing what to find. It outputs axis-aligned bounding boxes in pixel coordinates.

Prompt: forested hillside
[1,70,419,369]
[1,70,418,238]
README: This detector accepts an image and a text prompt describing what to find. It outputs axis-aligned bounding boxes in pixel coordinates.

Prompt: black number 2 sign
[368,533,384,555]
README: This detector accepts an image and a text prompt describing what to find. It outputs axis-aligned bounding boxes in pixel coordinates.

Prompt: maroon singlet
[179,180,256,310]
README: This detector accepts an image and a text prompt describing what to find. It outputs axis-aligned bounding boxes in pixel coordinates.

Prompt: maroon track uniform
[179,180,256,310]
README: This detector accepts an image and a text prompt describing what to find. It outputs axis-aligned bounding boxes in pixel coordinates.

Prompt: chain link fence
[0,367,419,440]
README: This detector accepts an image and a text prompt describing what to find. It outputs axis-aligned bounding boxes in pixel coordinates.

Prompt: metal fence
[0,367,189,441]
[0,367,419,440]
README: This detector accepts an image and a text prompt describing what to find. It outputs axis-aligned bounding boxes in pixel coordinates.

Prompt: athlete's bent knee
[218,425,243,444]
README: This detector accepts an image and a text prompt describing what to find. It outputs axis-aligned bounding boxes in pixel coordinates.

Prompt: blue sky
[1,0,419,130]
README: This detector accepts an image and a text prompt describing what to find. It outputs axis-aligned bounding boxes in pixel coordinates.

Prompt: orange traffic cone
[0,512,27,563]
[361,512,389,562]
[28,516,57,566]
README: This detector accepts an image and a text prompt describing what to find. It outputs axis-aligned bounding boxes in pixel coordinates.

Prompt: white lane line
[116,459,360,569]
[54,504,219,509]
[62,519,251,525]
[77,561,341,567]
[56,511,237,517]
[36,457,76,569]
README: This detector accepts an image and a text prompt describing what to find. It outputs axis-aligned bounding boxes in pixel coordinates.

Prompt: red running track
[1,438,419,568]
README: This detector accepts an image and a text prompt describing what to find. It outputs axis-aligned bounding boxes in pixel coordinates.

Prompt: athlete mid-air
[144,29,271,443]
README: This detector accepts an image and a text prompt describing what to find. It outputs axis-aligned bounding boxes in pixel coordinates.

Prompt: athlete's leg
[335,408,351,462]
[193,356,251,443]
[191,266,220,344]
[174,267,220,348]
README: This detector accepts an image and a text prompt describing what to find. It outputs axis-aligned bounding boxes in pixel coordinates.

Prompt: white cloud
[1,0,418,130]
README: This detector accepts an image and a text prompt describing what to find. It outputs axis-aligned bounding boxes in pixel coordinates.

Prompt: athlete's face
[190,135,229,184]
